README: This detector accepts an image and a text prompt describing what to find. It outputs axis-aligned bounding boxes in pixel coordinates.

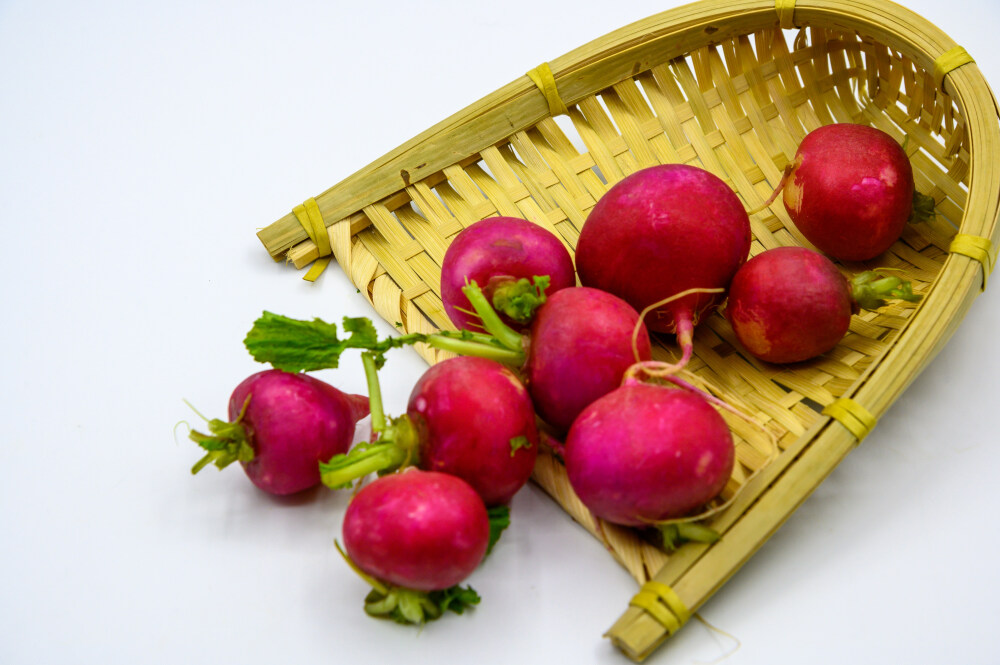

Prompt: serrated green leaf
[243,311,428,372]
[486,505,511,556]
[429,585,481,615]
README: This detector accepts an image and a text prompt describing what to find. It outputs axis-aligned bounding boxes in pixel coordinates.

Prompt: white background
[2,1,998,663]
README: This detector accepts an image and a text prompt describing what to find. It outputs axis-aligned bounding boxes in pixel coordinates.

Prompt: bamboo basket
[256,0,999,660]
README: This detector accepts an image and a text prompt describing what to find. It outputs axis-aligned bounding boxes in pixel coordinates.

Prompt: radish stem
[746,163,794,216]
[361,352,385,433]
[630,287,725,372]
[461,280,527,353]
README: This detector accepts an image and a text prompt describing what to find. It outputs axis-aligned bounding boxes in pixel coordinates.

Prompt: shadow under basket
[256,0,999,660]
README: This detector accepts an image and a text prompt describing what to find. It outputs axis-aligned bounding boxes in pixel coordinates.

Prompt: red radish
[321,354,538,506]
[340,469,489,624]
[523,286,652,432]
[726,246,921,364]
[343,470,490,590]
[440,216,575,331]
[188,369,369,496]
[452,283,653,433]
[575,164,751,369]
[405,356,538,505]
[564,380,734,527]
[779,123,928,261]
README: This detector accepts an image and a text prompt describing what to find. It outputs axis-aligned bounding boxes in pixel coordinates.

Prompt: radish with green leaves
[319,353,538,507]
[726,246,922,363]
[187,369,369,496]
[339,469,489,624]
[244,283,652,438]
[574,164,751,371]
[440,216,575,331]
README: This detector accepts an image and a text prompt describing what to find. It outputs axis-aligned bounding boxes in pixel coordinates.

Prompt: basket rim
[257,0,999,262]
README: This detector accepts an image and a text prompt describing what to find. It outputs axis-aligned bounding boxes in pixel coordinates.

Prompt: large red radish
[575,164,751,369]
[523,286,652,432]
[320,354,538,507]
[780,123,930,261]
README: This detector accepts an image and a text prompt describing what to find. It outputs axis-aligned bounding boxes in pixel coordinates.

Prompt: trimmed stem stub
[658,522,721,551]
[490,275,551,325]
[910,190,936,223]
[318,415,421,489]
[188,395,255,474]
[850,271,922,311]
[460,280,527,354]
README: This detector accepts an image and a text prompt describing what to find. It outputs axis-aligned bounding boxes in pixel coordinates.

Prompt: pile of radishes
[184,123,928,625]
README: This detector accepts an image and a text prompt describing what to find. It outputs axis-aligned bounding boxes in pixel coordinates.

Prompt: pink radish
[187,369,369,496]
[340,469,489,624]
[523,286,652,432]
[440,216,575,331]
[726,246,921,364]
[574,164,751,370]
[453,283,653,433]
[564,380,734,530]
[777,123,933,261]
[320,354,538,507]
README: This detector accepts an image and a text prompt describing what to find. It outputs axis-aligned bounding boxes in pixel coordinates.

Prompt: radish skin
[189,369,370,496]
[564,381,734,526]
[343,469,490,592]
[726,246,921,363]
[575,165,750,372]
[782,123,917,261]
[440,217,575,331]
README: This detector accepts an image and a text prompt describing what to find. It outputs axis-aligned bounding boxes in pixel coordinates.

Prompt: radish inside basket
[258,5,997,661]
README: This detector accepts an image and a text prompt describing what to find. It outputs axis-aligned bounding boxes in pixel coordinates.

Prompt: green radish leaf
[244,311,426,372]
[486,505,511,556]
[428,585,481,615]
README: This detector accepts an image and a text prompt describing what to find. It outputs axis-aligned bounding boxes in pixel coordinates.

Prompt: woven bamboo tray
[256,0,999,660]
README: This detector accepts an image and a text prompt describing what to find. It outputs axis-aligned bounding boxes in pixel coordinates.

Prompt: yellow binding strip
[292,197,332,281]
[822,398,877,442]
[526,62,568,117]
[949,233,995,291]
[933,46,975,90]
[628,581,690,635]
[775,0,796,30]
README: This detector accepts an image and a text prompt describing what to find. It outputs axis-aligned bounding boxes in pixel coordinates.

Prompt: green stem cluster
[318,351,422,490]
[850,271,922,311]
[187,395,255,474]
[334,542,480,625]
[659,522,721,552]
[489,275,551,325]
